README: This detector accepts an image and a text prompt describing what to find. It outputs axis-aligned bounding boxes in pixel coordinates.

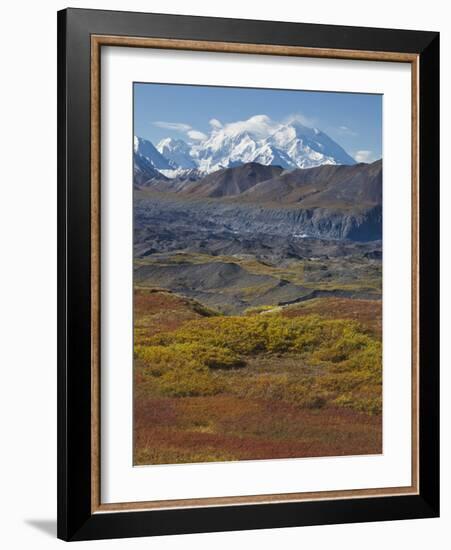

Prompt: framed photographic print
[57,8,439,541]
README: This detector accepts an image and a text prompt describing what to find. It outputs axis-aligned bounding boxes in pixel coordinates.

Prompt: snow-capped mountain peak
[135,115,356,179]
[134,136,174,171]
[156,137,197,170]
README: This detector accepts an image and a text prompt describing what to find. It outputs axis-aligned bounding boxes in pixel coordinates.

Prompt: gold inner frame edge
[90,35,420,514]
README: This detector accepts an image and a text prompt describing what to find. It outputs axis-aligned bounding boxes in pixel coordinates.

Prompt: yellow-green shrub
[135,313,382,412]
[333,393,382,415]
[135,343,224,396]
[150,314,359,357]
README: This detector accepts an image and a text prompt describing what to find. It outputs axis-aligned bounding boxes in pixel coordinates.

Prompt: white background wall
[0,0,448,548]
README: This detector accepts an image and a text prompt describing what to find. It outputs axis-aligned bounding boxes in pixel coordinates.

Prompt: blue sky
[134,82,382,162]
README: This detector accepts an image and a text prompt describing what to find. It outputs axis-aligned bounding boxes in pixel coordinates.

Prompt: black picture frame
[57,7,439,541]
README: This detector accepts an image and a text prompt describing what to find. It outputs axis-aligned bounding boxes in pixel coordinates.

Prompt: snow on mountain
[192,130,262,173]
[134,151,168,186]
[266,120,356,168]
[156,137,197,170]
[134,136,175,171]
[135,115,356,179]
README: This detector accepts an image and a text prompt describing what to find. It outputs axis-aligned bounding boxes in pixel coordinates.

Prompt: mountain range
[135,160,382,242]
[137,158,381,208]
[134,115,358,184]
[133,115,382,244]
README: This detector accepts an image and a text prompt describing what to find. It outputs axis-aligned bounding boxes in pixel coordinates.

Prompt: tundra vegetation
[134,287,382,465]
[133,158,383,465]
